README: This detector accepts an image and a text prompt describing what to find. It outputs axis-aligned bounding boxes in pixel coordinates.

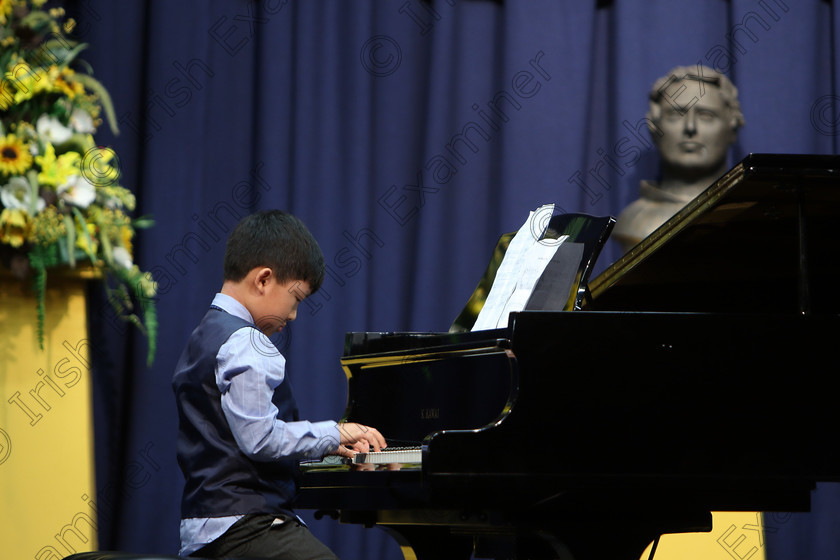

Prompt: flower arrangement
[0,0,157,364]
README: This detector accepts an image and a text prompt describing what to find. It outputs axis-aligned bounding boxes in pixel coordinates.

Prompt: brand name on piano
[420,408,440,420]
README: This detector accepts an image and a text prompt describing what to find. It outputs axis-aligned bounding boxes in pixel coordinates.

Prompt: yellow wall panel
[0,271,98,560]
[639,512,767,559]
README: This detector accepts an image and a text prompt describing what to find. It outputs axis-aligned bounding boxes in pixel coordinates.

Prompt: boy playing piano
[172,210,386,559]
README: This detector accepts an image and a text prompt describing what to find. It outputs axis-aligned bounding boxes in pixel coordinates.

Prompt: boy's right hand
[334,422,386,458]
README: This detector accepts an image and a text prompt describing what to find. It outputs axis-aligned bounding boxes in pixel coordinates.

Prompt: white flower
[69,108,96,134]
[112,246,134,269]
[36,114,73,145]
[57,174,97,208]
[1,176,46,213]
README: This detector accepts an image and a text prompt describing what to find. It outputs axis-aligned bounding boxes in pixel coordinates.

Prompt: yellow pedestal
[0,269,98,559]
[640,512,767,560]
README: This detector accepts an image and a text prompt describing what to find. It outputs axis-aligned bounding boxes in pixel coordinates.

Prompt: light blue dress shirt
[179,293,340,556]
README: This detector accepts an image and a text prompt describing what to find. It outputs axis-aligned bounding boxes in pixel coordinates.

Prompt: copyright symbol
[528,205,557,245]
[81,146,121,186]
[249,319,293,357]
[810,95,840,136]
[360,35,401,77]
[0,428,11,466]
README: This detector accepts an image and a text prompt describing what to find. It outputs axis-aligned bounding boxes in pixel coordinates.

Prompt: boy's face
[253,276,311,336]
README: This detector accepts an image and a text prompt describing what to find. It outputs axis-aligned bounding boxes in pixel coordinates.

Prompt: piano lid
[587,153,840,314]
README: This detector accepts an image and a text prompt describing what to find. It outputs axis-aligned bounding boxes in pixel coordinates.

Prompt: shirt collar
[211,293,254,324]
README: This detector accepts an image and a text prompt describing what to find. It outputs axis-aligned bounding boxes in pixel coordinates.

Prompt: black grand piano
[296,154,840,560]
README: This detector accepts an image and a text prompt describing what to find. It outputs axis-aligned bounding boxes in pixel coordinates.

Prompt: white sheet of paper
[472,204,567,331]
[492,235,568,327]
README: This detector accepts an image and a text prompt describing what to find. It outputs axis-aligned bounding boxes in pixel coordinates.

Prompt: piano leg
[470,530,658,560]
[379,526,474,560]
[530,510,713,560]
[378,525,651,560]
[546,527,659,560]
[473,533,575,560]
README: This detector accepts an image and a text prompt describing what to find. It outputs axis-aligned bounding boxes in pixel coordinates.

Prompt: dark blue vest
[173,307,300,518]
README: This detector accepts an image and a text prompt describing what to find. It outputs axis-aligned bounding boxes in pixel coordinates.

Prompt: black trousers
[190,513,339,560]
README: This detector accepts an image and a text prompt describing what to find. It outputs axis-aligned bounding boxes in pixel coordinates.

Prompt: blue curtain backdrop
[59,0,839,558]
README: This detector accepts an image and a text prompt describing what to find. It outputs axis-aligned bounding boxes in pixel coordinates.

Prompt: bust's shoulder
[613,181,688,249]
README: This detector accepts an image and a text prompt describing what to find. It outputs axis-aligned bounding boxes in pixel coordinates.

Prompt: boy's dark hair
[223,210,325,292]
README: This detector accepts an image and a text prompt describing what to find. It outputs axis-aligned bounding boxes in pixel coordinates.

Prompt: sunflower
[0,134,33,176]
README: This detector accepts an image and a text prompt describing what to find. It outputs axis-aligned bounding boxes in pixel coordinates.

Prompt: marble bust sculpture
[612,66,745,253]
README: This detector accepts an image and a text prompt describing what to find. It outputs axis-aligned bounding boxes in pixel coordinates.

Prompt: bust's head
[647,66,745,180]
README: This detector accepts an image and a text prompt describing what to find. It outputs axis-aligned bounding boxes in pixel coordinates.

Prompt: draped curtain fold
[63,0,838,558]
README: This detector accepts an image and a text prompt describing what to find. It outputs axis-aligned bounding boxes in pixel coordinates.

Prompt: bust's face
[652,78,736,175]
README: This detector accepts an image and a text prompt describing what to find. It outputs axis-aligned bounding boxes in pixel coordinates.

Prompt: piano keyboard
[352,447,422,465]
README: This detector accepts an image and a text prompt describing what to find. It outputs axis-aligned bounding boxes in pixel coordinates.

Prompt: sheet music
[472,204,567,331]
